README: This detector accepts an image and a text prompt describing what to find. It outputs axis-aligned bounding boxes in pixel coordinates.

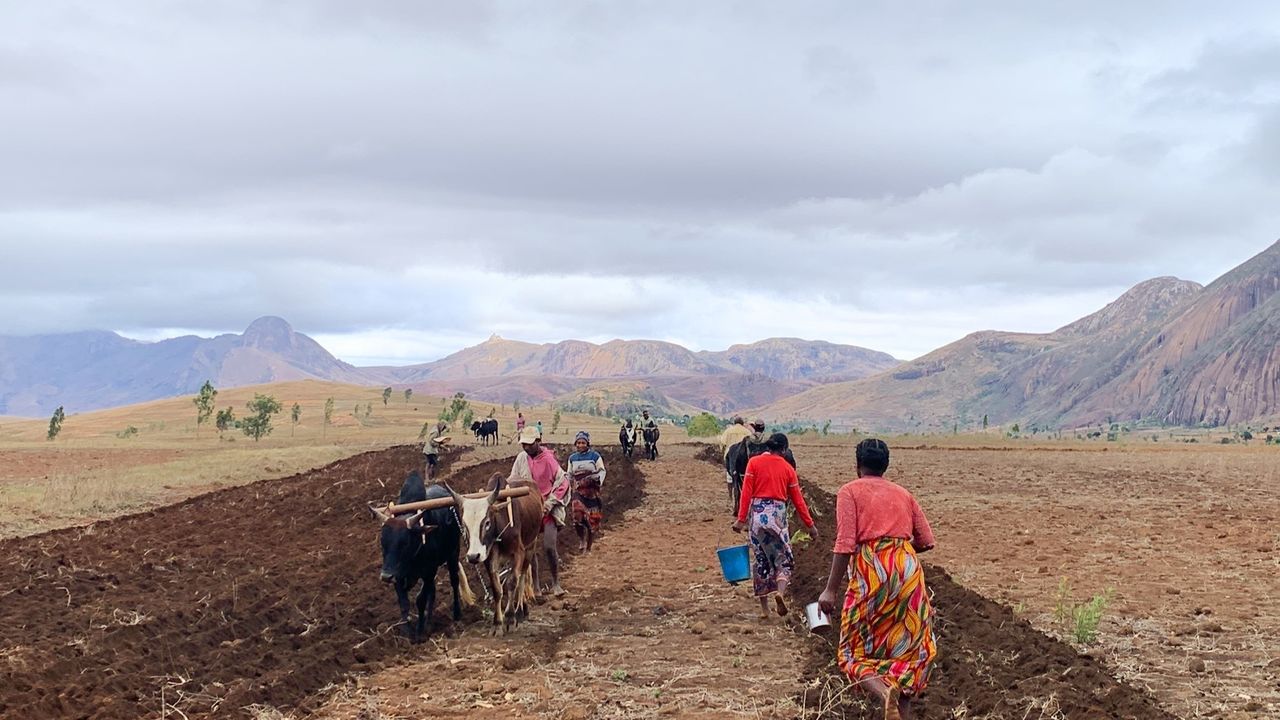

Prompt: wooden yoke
[385,485,533,515]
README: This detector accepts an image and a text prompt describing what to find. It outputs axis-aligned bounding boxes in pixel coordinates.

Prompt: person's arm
[734,461,758,527]
[910,496,936,552]
[594,455,607,486]
[817,552,852,616]
[818,487,857,614]
[786,468,818,534]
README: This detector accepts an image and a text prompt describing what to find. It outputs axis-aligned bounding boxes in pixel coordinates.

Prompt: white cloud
[2,1,1278,363]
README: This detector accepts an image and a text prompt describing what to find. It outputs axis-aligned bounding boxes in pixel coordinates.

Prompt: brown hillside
[759,274,1212,429]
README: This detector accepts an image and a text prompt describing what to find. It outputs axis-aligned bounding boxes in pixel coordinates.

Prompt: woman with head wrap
[566,430,607,552]
[817,438,937,720]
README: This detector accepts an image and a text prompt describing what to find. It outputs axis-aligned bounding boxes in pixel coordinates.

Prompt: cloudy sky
[4,1,1279,365]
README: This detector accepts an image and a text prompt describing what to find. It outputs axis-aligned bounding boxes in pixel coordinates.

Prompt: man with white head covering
[509,427,571,596]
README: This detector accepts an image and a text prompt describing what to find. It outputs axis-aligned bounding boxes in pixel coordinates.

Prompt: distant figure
[731,433,818,619]
[720,417,751,509]
[423,422,450,481]
[640,410,660,459]
[817,439,937,720]
[535,420,543,439]
[516,412,526,432]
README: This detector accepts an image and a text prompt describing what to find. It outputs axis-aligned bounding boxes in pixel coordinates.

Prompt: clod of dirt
[801,685,823,708]
[1189,658,1207,673]
[690,621,707,635]
[501,652,534,671]
[479,680,503,695]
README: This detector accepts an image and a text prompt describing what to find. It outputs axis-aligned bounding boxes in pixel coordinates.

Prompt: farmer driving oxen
[726,418,795,513]
[509,427,571,597]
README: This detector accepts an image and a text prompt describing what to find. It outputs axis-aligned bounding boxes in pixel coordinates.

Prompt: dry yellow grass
[0,379,622,539]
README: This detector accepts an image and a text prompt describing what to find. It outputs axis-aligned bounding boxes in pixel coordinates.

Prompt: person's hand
[806,524,820,542]
[543,499,556,515]
[731,520,745,533]
[818,587,838,616]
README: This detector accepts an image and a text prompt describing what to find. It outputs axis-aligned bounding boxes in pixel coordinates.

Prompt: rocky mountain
[698,338,899,382]
[0,318,897,418]
[0,317,368,416]
[763,241,1280,430]
[382,335,897,384]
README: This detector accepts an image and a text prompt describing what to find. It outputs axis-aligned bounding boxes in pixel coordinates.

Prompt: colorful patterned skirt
[748,498,793,597]
[837,537,936,695]
[571,476,603,533]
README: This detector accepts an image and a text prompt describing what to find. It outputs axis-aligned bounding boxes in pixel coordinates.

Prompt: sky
[3,1,1279,366]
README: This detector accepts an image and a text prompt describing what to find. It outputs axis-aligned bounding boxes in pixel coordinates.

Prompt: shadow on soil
[693,443,1173,720]
[0,445,645,720]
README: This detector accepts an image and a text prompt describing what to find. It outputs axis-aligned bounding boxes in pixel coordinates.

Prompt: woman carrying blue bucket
[731,432,818,618]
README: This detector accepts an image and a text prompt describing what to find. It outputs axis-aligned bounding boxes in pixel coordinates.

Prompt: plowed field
[0,440,1222,719]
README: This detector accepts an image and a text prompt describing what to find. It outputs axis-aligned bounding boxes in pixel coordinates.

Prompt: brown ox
[448,473,543,634]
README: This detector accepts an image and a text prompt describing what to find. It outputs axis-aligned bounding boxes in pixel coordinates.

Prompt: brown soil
[0,439,1238,719]
[0,447,481,719]
[785,477,1174,719]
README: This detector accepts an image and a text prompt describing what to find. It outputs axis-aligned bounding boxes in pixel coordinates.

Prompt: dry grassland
[0,379,619,539]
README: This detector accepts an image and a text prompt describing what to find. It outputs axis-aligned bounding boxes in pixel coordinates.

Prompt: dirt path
[311,443,809,720]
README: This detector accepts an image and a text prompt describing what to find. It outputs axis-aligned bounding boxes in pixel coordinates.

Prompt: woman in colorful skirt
[818,438,937,720]
[731,433,819,618]
[566,431,607,552]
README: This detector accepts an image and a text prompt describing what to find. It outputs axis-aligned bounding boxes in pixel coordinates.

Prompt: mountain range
[5,240,1278,428]
[761,240,1280,430]
[0,318,898,418]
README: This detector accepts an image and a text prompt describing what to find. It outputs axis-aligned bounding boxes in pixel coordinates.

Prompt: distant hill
[0,319,898,418]
[377,335,898,383]
[762,240,1280,430]
[0,317,368,416]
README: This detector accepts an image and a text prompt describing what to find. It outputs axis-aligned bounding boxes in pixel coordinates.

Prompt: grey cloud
[3,1,1280,359]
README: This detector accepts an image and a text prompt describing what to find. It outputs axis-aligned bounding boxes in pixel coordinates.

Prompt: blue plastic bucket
[716,544,751,584]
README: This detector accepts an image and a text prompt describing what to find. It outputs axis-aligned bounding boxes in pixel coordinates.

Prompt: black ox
[368,470,475,642]
[470,418,499,446]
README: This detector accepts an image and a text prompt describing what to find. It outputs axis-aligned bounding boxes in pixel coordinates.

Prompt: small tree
[821,420,832,436]
[1011,423,1021,434]
[982,414,989,431]
[1241,430,1254,442]
[461,407,474,430]
[551,408,562,435]
[290,402,301,437]
[403,388,413,404]
[241,394,282,442]
[686,412,721,438]
[215,407,236,438]
[193,381,218,437]
[512,399,520,414]
[47,406,65,441]
[382,387,392,406]
[323,397,334,438]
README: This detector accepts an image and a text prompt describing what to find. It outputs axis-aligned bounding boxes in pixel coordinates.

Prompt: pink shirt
[832,476,935,554]
[515,448,569,502]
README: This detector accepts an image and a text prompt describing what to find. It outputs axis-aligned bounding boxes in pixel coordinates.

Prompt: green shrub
[685,412,722,438]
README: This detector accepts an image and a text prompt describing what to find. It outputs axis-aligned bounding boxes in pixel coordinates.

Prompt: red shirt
[832,475,935,554]
[737,452,815,527]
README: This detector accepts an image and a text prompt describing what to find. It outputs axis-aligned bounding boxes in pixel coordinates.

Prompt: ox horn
[443,482,466,510]
[367,502,392,524]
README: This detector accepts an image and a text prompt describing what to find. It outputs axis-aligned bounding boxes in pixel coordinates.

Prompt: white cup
[805,602,831,633]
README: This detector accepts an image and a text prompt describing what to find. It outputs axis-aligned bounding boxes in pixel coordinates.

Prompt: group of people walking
[423,411,937,719]
[423,422,608,599]
[722,419,938,720]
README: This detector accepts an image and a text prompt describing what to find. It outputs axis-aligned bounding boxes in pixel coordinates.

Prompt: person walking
[509,427,570,596]
[422,422,450,481]
[731,433,818,618]
[566,431,607,552]
[817,439,937,720]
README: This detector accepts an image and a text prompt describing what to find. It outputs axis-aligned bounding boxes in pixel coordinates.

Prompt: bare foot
[774,594,789,617]
[884,686,902,720]
[552,583,567,598]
